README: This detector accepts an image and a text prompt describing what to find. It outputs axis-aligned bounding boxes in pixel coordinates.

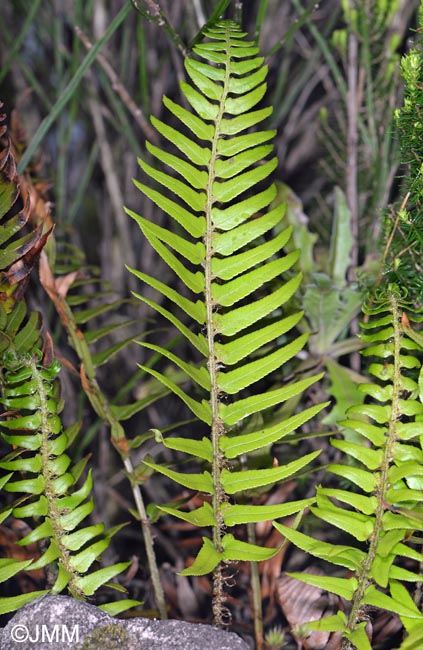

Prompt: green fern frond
[275,286,423,647]
[39,236,169,617]
[0,324,129,614]
[127,19,325,620]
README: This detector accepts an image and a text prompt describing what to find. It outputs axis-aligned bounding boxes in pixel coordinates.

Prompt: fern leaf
[0,110,52,308]
[158,502,217,526]
[160,435,213,462]
[221,451,320,494]
[139,365,212,423]
[143,459,214,494]
[0,591,49,616]
[212,204,284,256]
[0,337,128,611]
[215,311,303,365]
[217,332,307,394]
[127,210,205,262]
[220,372,317,425]
[220,402,326,458]
[140,342,211,390]
[212,252,299,306]
[212,185,277,230]
[222,499,315,525]
[288,572,357,600]
[179,537,222,576]
[220,533,280,562]
[274,521,365,571]
[128,19,325,617]
[215,275,303,336]
[212,226,292,279]
[277,288,423,644]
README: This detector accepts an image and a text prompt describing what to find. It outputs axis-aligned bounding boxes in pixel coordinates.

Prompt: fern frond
[128,19,325,620]
[0,326,129,613]
[39,244,171,428]
[275,287,423,646]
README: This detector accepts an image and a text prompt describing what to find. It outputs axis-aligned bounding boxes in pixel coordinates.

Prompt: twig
[141,0,161,17]
[75,25,157,144]
[362,193,410,323]
[346,5,360,373]
[381,193,410,270]
[130,0,188,57]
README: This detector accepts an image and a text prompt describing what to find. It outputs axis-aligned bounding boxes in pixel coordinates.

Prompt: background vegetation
[1,1,423,649]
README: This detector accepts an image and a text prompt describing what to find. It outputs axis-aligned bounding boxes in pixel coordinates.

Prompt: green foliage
[275,287,423,647]
[0,113,132,615]
[390,6,423,299]
[0,304,129,614]
[325,0,401,244]
[272,182,365,432]
[2,3,423,645]
[39,241,170,449]
[127,19,325,621]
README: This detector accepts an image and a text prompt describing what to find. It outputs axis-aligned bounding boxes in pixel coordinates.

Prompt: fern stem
[343,291,402,648]
[80,369,167,617]
[204,25,232,626]
[29,357,83,598]
[130,0,188,56]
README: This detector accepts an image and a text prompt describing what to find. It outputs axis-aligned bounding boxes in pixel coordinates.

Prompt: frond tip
[129,18,316,426]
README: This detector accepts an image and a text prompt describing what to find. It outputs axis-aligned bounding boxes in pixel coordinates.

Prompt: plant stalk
[123,456,167,619]
[30,358,83,598]
[203,25,232,626]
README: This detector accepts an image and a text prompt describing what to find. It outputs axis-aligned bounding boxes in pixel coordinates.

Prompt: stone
[0,594,252,650]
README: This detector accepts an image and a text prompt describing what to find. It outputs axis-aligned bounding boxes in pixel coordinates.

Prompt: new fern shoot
[126,20,325,623]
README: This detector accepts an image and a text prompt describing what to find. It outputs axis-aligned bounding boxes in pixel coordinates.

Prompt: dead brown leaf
[277,567,343,650]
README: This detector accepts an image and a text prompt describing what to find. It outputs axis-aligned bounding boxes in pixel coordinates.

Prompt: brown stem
[204,27,233,626]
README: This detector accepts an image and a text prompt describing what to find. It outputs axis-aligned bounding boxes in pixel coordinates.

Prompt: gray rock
[0,594,251,650]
